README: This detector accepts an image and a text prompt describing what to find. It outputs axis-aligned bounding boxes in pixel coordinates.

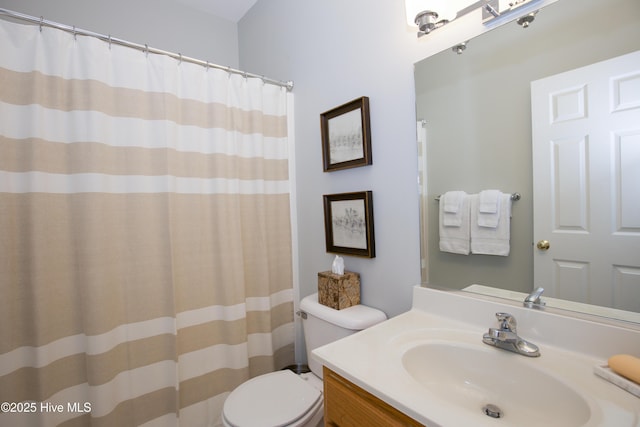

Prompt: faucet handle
[495,312,517,332]
[524,287,545,307]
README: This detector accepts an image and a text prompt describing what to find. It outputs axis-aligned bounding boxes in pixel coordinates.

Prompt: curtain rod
[0,8,294,91]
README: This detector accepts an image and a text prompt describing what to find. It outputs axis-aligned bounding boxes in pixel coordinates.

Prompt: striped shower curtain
[0,17,294,427]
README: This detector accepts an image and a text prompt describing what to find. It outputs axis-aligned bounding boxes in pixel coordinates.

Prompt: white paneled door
[531,50,640,311]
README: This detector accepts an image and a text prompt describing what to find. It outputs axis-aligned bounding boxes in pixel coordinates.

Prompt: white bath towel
[478,189,501,228]
[439,192,470,255]
[470,193,511,256]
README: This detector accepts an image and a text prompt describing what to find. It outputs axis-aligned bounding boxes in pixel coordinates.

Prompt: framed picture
[320,97,372,172]
[323,191,375,258]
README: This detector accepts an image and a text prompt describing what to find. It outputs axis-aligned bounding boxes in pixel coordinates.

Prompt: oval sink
[402,342,591,427]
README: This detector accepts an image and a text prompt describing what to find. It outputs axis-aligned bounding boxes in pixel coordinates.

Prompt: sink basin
[402,341,591,427]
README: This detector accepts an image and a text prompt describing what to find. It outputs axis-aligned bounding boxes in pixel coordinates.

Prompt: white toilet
[221,292,387,427]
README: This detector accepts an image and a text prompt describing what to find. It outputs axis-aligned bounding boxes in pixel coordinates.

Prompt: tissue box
[317,271,360,310]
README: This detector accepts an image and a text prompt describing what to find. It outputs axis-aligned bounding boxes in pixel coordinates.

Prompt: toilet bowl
[222,370,323,427]
[221,293,387,427]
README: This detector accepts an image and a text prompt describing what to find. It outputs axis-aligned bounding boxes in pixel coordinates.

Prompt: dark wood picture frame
[320,97,372,172]
[323,191,375,258]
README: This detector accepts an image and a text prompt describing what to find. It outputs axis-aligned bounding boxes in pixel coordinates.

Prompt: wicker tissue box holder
[317,271,360,310]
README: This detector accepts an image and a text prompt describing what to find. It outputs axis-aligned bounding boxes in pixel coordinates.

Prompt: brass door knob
[536,240,550,250]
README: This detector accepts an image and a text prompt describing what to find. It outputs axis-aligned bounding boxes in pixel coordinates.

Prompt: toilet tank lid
[300,293,387,330]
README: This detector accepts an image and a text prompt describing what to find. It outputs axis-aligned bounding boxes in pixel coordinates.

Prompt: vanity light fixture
[406,0,542,37]
[405,0,474,36]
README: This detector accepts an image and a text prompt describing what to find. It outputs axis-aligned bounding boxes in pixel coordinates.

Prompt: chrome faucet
[482,312,540,357]
[524,287,545,308]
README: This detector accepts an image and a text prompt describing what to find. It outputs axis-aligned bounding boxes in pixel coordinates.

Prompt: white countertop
[312,286,640,427]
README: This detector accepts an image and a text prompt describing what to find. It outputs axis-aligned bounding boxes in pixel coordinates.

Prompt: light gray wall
[238,0,423,319]
[236,0,640,326]
[0,0,239,67]
[234,0,554,321]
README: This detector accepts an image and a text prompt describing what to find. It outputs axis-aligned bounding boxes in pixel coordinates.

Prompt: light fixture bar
[407,0,542,38]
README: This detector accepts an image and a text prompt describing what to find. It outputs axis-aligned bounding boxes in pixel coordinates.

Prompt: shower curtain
[0,18,295,427]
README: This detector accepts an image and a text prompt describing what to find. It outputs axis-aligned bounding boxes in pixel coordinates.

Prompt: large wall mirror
[415,0,640,322]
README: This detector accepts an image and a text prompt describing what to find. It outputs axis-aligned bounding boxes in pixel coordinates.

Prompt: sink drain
[482,404,503,419]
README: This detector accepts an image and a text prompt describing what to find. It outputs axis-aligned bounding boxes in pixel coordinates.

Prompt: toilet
[221,293,387,427]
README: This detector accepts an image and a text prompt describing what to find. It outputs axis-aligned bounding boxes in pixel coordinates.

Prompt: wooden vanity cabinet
[323,367,424,427]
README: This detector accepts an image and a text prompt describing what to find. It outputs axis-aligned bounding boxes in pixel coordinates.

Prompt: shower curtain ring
[206,61,210,71]
[178,53,182,65]
[108,35,112,50]
[72,25,77,41]
[39,16,44,32]
[144,44,149,57]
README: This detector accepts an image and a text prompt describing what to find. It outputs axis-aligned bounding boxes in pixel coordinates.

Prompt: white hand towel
[442,191,466,226]
[470,193,511,256]
[439,192,470,255]
[478,189,501,228]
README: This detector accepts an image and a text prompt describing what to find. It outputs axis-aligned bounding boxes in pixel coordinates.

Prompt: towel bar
[435,192,521,202]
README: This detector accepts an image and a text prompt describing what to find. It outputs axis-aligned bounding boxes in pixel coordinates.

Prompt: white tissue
[331,255,345,275]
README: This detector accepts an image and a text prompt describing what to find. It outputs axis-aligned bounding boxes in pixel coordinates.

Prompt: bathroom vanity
[313,286,640,427]
[323,367,423,426]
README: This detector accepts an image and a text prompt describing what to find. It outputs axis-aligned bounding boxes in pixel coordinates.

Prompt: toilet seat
[222,370,323,427]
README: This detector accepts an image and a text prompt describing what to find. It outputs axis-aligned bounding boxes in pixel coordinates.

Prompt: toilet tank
[299,293,387,378]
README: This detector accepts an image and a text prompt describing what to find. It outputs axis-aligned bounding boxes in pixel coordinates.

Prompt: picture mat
[328,108,364,164]
[330,199,367,249]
